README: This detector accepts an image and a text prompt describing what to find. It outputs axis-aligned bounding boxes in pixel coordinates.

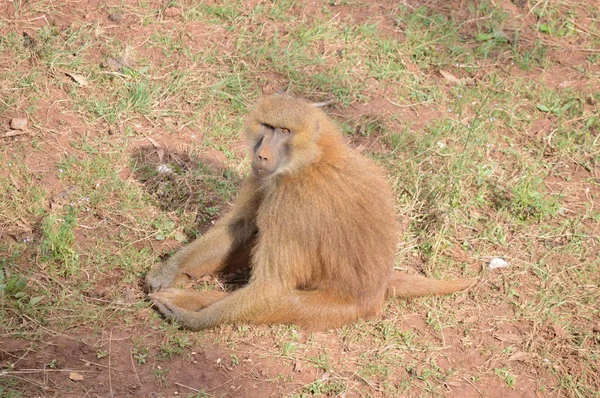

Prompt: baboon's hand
[145,262,190,292]
[149,291,194,328]
[145,262,171,292]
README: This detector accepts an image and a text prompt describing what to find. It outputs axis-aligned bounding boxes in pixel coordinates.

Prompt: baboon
[147,94,475,330]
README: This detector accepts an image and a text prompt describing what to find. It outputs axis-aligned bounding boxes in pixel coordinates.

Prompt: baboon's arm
[146,180,260,292]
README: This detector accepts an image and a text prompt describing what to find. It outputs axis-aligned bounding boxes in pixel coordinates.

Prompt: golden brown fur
[147,94,474,330]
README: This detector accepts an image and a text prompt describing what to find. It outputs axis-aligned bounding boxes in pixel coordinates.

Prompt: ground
[0,0,599,397]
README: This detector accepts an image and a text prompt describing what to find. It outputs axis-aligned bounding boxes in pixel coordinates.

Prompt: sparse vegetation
[1,0,599,396]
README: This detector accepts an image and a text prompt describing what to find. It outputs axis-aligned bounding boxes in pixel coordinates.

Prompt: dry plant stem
[175,382,203,392]
[1,0,598,396]
[79,358,109,369]
[108,330,113,398]
[129,350,142,390]
[3,130,29,137]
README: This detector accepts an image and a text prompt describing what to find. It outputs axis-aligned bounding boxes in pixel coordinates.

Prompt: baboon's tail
[386,272,476,299]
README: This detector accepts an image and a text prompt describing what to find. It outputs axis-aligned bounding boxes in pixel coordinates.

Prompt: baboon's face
[251,123,294,178]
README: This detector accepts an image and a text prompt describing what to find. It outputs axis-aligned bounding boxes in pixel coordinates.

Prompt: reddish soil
[1,0,599,397]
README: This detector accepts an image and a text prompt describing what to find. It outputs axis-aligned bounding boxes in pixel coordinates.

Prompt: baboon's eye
[253,136,264,152]
[281,128,291,135]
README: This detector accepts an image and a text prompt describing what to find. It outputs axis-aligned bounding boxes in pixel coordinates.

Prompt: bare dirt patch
[1,0,599,396]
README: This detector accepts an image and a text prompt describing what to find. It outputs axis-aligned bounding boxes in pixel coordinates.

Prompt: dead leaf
[173,231,188,243]
[65,72,88,86]
[440,70,462,85]
[199,149,227,173]
[53,186,76,201]
[17,219,31,232]
[508,351,531,361]
[439,70,475,86]
[445,381,463,388]
[9,173,21,190]
[69,372,84,381]
[146,136,160,148]
[493,333,524,344]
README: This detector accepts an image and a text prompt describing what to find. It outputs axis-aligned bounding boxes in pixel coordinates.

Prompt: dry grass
[1,0,599,396]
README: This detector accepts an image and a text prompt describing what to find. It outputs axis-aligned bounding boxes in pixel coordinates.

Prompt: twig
[79,359,109,369]
[108,330,114,398]
[130,349,142,390]
[574,22,600,39]
[386,98,433,108]
[3,130,29,138]
[1,369,92,374]
[175,382,202,393]
[460,375,484,396]
[353,372,382,392]
[19,314,79,341]
[0,374,46,389]
[99,71,128,80]
[564,115,590,125]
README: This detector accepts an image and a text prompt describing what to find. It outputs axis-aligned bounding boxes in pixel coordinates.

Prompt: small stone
[156,164,172,174]
[10,118,28,130]
[293,360,303,373]
[488,257,509,270]
[108,12,124,22]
